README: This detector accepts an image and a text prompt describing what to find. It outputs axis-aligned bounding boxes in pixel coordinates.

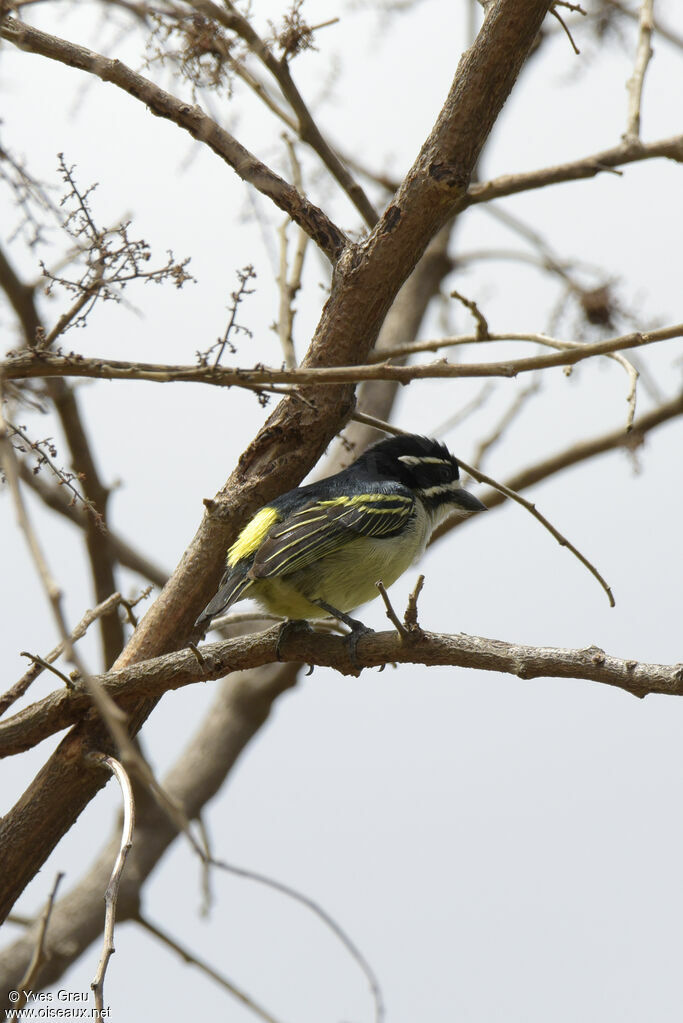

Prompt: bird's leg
[312,600,373,672]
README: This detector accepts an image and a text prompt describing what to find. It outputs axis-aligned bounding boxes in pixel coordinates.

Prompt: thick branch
[1,626,682,759]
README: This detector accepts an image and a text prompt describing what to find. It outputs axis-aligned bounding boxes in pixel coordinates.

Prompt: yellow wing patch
[227,506,280,566]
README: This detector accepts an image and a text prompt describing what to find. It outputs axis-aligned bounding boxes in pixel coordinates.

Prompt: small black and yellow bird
[195,434,486,638]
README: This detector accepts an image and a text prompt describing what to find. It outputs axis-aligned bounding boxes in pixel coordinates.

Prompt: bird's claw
[345,622,374,674]
[276,618,313,661]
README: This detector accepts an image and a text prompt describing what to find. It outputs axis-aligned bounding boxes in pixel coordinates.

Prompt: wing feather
[251,491,415,579]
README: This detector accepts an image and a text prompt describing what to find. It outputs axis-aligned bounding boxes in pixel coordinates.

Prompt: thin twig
[373,328,640,429]
[549,3,582,54]
[6,421,102,527]
[0,15,347,262]
[376,581,408,638]
[471,380,541,468]
[275,137,309,369]
[187,0,379,227]
[135,914,284,1023]
[465,133,683,207]
[404,575,425,633]
[89,753,135,1014]
[457,455,616,607]
[1,384,210,863]
[210,856,385,1023]
[451,289,490,340]
[14,873,64,1010]
[276,220,297,369]
[18,654,74,689]
[624,0,655,141]
[196,814,214,917]
[1,592,128,717]
[603,0,683,50]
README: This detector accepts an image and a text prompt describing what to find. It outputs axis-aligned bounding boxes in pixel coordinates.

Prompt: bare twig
[404,575,425,633]
[451,288,490,340]
[186,0,379,227]
[471,380,541,468]
[549,2,584,54]
[460,454,615,607]
[14,873,64,1010]
[1,592,145,718]
[6,614,683,761]
[6,421,102,527]
[466,134,683,206]
[0,378,73,638]
[88,754,135,1014]
[602,0,683,50]
[0,380,210,859]
[0,16,347,262]
[5,322,682,388]
[624,0,655,141]
[18,655,73,690]
[16,461,168,587]
[196,814,214,917]
[276,138,309,369]
[0,227,128,664]
[376,581,408,638]
[206,265,256,368]
[135,914,284,1023]
[210,855,385,1023]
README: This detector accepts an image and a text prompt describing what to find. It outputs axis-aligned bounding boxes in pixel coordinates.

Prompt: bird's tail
[194,568,253,635]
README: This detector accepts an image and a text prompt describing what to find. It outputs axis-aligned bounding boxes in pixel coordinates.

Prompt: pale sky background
[1,2,683,1021]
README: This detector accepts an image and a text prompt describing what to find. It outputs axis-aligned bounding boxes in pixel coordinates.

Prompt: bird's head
[355,434,486,519]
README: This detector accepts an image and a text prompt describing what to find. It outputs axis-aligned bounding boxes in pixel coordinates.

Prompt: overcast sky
[1,2,683,1021]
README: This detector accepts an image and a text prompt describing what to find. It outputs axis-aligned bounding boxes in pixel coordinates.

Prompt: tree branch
[4,322,681,387]
[0,16,347,262]
[188,0,380,227]
[2,625,683,761]
[466,134,683,205]
[15,461,168,588]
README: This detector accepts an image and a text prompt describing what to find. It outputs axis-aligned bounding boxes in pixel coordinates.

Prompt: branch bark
[2,625,682,761]
[466,134,683,205]
[5,321,681,388]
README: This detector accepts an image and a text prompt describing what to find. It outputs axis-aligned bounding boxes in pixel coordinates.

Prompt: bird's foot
[344,621,374,674]
[276,618,313,661]
[313,600,373,674]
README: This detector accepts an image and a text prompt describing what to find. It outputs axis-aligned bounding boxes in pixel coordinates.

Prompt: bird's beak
[454,489,487,514]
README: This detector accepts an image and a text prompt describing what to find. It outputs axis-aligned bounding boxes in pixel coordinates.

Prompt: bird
[195,434,486,651]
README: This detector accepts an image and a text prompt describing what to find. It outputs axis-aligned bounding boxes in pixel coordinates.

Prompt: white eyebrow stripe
[419,481,464,498]
[398,455,452,466]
